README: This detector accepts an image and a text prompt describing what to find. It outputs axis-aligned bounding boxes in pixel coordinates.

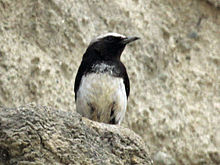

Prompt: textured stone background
[0,105,153,165]
[0,0,219,164]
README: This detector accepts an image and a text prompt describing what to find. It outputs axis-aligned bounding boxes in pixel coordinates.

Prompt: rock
[153,151,176,165]
[0,0,220,164]
[206,0,220,8]
[0,104,153,165]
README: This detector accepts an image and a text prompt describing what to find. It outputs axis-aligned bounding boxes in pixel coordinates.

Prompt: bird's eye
[105,36,115,42]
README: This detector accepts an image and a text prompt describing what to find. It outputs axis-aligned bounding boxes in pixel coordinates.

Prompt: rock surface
[0,104,153,165]
[0,0,219,164]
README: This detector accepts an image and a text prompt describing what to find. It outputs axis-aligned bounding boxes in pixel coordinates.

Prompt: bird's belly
[76,73,127,124]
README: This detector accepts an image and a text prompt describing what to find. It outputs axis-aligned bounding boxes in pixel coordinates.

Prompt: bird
[74,32,139,125]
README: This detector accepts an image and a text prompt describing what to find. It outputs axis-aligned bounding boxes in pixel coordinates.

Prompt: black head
[84,33,140,61]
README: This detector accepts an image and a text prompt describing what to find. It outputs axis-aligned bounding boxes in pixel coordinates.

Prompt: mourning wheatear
[74,33,139,124]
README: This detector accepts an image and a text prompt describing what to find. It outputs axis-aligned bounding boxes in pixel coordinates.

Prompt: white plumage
[89,32,126,46]
[76,66,127,125]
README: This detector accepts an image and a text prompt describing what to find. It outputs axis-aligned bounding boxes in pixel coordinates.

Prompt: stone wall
[0,0,219,164]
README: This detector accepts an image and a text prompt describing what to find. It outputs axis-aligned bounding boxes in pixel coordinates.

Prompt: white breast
[76,73,127,124]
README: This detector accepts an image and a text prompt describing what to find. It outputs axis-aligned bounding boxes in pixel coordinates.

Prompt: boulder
[0,105,153,165]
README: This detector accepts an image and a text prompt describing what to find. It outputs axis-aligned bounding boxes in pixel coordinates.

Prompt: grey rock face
[0,0,220,164]
[153,151,176,165]
[0,105,153,165]
[206,0,220,7]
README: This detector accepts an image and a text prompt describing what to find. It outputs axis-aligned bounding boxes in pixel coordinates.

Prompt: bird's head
[85,33,140,60]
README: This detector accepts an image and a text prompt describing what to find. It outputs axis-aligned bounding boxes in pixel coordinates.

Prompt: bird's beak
[121,36,140,45]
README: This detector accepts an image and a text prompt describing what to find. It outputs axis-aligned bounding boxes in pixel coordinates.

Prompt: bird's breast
[76,72,127,124]
[91,62,120,76]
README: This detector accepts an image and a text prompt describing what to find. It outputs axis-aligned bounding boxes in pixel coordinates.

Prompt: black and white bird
[74,33,139,125]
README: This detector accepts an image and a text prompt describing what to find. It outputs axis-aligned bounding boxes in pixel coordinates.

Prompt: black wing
[122,69,130,98]
[114,61,130,98]
[74,61,87,100]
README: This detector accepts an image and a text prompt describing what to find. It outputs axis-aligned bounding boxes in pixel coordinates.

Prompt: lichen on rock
[0,0,220,164]
[0,104,153,165]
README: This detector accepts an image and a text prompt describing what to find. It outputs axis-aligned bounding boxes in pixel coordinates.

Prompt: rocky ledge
[0,104,153,165]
